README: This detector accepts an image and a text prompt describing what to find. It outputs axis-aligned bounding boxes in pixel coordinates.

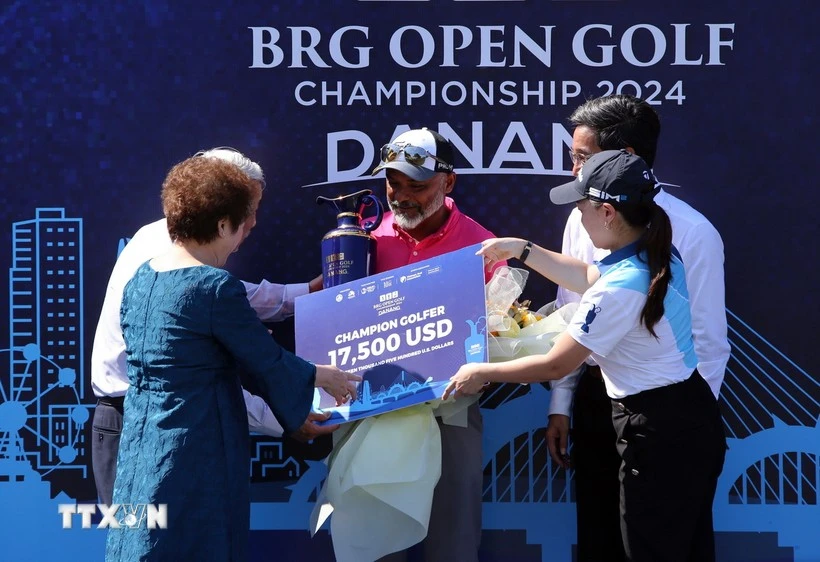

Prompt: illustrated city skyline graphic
[315,369,443,426]
[0,208,818,561]
[355,371,434,406]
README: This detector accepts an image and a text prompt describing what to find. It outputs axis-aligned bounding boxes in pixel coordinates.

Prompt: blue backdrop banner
[0,1,817,561]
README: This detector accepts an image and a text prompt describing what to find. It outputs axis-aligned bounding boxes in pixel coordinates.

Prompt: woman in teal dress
[106,156,357,561]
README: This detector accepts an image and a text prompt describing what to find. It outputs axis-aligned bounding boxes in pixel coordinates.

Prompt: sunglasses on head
[379,143,453,171]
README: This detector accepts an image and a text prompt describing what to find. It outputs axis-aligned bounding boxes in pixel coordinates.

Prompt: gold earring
[604,221,610,230]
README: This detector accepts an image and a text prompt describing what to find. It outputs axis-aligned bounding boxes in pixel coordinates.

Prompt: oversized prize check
[295,244,488,425]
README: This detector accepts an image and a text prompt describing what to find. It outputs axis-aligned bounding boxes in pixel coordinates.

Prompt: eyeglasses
[380,143,453,171]
[568,149,592,166]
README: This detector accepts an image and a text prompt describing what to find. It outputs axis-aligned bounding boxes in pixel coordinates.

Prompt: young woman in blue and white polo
[443,150,726,562]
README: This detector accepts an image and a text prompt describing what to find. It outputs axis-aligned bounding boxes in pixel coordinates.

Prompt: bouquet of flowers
[485,266,578,362]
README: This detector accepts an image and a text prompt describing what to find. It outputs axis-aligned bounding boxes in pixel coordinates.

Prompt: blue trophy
[317,189,384,288]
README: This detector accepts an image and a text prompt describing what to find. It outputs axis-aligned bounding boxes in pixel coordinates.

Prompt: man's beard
[389,189,445,231]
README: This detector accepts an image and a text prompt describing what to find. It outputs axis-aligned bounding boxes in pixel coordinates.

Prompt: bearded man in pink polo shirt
[370,127,503,562]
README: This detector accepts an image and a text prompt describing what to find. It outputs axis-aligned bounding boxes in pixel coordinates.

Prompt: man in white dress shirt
[545,95,730,561]
[90,147,332,505]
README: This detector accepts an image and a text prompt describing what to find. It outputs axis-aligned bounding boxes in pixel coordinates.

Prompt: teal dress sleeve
[109,265,316,562]
[211,274,316,435]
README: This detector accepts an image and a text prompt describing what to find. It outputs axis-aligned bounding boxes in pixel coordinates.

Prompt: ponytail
[637,204,673,337]
[614,201,673,337]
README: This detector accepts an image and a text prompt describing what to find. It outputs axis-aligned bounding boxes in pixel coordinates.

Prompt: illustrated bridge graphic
[251,308,818,562]
[0,209,817,561]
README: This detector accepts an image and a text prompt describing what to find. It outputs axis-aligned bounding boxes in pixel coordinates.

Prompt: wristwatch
[519,240,533,262]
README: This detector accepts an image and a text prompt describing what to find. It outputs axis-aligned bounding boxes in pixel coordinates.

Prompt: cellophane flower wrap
[486,266,578,362]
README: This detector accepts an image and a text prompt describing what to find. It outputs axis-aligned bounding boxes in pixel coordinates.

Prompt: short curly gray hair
[195,146,265,186]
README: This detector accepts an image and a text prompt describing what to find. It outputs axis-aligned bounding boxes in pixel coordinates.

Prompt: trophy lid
[316,189,373,214]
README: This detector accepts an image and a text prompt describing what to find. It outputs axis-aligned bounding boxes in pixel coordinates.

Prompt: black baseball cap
[550,149,660,205]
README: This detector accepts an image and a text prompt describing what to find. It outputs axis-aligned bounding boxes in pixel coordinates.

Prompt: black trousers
[91,397,124,505]
[572,366,626,562]
[613,373,726,562]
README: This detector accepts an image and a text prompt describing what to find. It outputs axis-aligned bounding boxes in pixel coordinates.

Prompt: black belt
[97,395,124,412]
[614,371,707,413]
[584,365,603,379]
